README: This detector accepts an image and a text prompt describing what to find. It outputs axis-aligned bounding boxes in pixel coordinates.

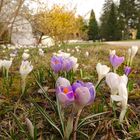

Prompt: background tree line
[0,0,140,44]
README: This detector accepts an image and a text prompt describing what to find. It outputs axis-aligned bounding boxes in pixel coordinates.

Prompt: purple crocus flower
[62,58,73,72]
[72,81,96,109]
[124,66,131,76]
[51,56,63,73]
[56,77,74,106]
[72,80,84,92]
[110,54,124,69]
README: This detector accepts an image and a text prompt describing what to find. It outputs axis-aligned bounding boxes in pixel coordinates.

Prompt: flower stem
[73,108,82,140]
[21,77,26,95]
[6,69,9,79]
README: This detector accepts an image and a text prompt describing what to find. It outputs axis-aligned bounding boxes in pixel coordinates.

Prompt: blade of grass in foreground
[33,101,64,138]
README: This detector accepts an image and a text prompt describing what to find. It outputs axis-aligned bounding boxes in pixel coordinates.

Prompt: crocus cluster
[51,51,78,73]
[56,77,96,109]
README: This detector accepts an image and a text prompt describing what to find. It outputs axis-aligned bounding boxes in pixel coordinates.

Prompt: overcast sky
[48,0,119,20]
[31,0,119,21]
[48,0,105,20]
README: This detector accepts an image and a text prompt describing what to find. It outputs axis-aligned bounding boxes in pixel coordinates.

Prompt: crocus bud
[124,66,131,76]
[73,81,95,109]
[128,46,138,66]
[56,77,74,106]
[96,63,110,82]
[131,46,138,58]
[25,118,34,138]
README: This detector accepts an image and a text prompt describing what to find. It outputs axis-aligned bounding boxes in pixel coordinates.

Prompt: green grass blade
[33,102,64,138]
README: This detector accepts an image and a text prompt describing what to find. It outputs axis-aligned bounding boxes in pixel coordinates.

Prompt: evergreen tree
[100,0,113,40]
[106,3,120,40]
[136,0,140,39]
[118,0,139,39]
[100,0,121,40]
[87,10,99,41]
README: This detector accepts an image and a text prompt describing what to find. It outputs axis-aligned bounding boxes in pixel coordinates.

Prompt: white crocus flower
[2,59,12,70]
[70,56,79,71]
[111,82,128,123]
[128,46,138,66]
[106,72,128,95]
[131,46,138,58]
[22,52,30,60]
[2,59,12,78]
[106,72,120,95]
[20,60,33,93]
[20,61,33,78]
[120,74,128,86]
[24,49,29,53]
[109,50,116,55]
[10,53,16,58]
[96,63,110,83]
[85,51,89,57]
[39,49,44,56]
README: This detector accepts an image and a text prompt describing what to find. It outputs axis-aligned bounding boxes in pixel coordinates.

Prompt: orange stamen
[63,87,69,94]
[55,60,59,64]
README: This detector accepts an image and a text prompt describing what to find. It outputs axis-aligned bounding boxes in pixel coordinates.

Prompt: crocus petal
[110,55,124,68]
[131,46,138,58]
[75,87,91,107]
[124,66,131,76]
[56,77,71,87]
[72,80,84,92]
[19,60,33,77]
[56,87,74,106]
[106,72,120,95]
[120,74,128,86]
[51,56,63,73]
[74,82,96,108]
[96,63,110,81]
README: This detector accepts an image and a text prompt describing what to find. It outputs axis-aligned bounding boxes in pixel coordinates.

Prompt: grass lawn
[0,43,140,139]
